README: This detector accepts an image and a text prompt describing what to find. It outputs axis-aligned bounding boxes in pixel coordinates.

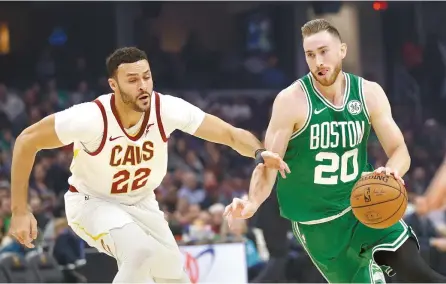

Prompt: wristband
[255,149,266,165]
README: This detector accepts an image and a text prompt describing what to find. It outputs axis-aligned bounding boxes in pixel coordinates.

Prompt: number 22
[111,168,152,194]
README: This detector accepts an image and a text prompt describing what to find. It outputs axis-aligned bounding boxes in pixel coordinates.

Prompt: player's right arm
[420,156,446,211]
[224,84,306,220]
[10,102,101,247]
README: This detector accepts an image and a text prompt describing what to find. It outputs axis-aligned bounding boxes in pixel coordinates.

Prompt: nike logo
[109,136,124,141]
[314,107,327,115]
[145,123,155,136]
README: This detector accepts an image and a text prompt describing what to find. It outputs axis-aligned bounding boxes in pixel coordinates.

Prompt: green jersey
[276,72,373,223]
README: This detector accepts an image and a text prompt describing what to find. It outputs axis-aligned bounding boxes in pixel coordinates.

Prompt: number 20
[314,149,358,185]
[111,168,151,194]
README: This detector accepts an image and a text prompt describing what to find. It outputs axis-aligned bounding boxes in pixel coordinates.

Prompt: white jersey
[55,91,205,205]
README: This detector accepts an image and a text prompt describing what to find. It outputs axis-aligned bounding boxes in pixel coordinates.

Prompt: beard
[311,61,342,87]
[118,85,152,113]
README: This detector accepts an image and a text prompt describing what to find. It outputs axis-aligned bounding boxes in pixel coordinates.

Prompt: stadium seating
[0,252,40,282]
[25,250,64,283]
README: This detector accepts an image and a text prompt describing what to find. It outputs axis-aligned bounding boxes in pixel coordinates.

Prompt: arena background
[0,1,446,283]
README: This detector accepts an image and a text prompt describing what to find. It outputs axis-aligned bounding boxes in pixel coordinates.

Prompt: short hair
[106,47,148,78]
[301,19,342,41]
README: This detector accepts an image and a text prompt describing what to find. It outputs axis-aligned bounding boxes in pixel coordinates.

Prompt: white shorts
[64,190,183,277]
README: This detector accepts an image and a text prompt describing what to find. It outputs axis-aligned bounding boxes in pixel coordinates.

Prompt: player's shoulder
[360,79,389,116]
[156,91,195,113]
[274,80,308,110]
[62,101,102,118]
[361,79,385,95]
[57,95,109,127]
[156,91,183,104]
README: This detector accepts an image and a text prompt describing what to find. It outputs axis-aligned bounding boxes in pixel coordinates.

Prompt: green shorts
[292,209,419,283]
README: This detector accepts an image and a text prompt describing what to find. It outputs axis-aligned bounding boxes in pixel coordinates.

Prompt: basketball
[350,172,408,229]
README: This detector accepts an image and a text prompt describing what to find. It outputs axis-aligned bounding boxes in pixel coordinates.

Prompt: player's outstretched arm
[193,114,262,158]
[365,81,410,180]
[161,94,288,174]
[422,157,446,210]
[224,86,304,221]
[193,114,290,176]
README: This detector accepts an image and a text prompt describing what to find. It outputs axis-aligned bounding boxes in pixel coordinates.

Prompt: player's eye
[307,53,315,58]
[128,79,137,83]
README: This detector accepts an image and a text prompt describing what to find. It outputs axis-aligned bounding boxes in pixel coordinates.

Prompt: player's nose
[138,85,148,94]
[316,56,324,67]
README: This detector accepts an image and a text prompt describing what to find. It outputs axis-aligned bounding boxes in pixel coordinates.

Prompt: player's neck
[314,72,345,102]
[114,98,146,128]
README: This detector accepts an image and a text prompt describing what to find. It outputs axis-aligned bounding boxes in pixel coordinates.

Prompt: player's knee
[110,222,153,264]
[129,244,152,264]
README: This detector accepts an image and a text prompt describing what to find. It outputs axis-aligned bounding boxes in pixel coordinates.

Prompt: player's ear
[108,78,118,92]
[340,43,347,59]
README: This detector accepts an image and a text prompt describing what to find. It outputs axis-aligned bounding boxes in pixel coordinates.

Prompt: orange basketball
[350,172,408,229]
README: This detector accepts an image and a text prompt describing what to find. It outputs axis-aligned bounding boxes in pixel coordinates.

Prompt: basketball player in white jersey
[8,47,290,283]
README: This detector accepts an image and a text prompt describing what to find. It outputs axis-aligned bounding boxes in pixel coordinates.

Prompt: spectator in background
[200,170,220,209]
[52,218,87,283]
[184,150,204,174]
[70,80,94,105]
[227,218,265,282]
[44,79,67,110]
[208,203,225,236]
[45,150,71,197]
[0,83,25,125]
[0,193,11,237]
[178,171,205,205]
[29,193,51,232]
[405,197,439,262]
[410,167,429,196]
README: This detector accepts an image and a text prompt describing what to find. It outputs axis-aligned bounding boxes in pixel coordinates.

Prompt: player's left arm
[162,94,289,175]
[364,80,410,181]
[193,114,262,158]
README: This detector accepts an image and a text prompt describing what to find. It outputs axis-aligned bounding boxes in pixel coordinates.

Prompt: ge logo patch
[347,100,362,115]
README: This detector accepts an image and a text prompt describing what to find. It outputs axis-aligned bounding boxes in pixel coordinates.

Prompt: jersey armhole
[358,78,371,124]
[155,92,168,142]
[290,80,312,140]
[84,99,108,156]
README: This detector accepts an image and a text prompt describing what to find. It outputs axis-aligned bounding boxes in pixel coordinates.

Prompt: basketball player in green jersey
[225,19,446,283]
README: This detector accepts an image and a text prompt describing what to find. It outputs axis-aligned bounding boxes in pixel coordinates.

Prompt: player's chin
[318,76,335,86]
[133,102,150,112]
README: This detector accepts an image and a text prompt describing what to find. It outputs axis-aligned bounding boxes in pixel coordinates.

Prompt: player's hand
[374,167,405,185]
[9,210,38,248]
[260,151,291,178]
[223,197,259,228]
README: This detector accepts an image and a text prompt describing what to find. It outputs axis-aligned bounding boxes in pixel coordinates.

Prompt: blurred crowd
[1,43,446,282]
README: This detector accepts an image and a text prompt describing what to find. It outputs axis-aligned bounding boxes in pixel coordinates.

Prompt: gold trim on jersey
[72,222,109,241]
